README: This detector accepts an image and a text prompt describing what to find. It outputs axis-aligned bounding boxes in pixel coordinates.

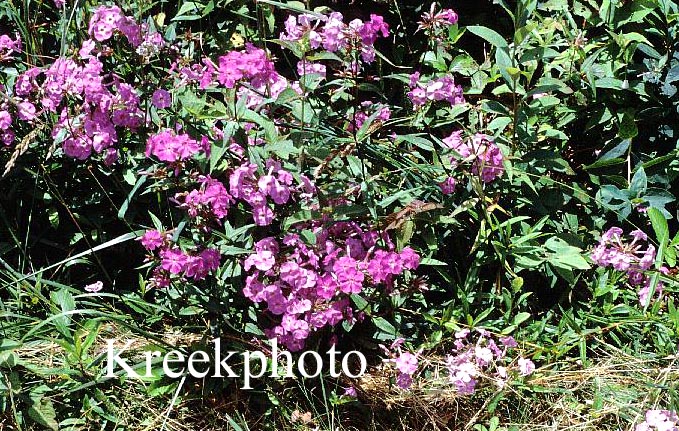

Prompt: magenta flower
[244,250,276,272]
[338,269,364,294]
[395,373,413,389]
[439,176,457,194]
[343,386,357,397]
[394,352,418,375]
[0,34,21,57]
[151,89,171,109]
[146,129,202,163]
[443,132,504,183]
[140,230,164,251]
[500,336,518,348]
[160,248,188,274]
[591,226,664,305]
[399,247,420,270]
[17,101,37,121]
[408,74,465,108]
[296,60,327,78]
[0,111,11,129]
[636,410,679,431]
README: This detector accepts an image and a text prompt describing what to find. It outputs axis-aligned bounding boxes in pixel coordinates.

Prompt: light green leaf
[466,25,509,49]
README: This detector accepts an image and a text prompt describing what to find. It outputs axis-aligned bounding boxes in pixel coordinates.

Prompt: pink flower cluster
[175,175,234,221]
[217,44,275,89]
[177,45,291,109]
[417,3,459,43]
[591,227,668,305]
[89,6,140,44]
[281,12,389,64]
[3,6,164,161]
[139,159,308,284]
[139,229,221,287]
[440,131,504,187]
[297,60,327,79]
[0,82,21,145]
[52,77,144,161]
[349,101,391,132]
[145,129,206,163]
[0,34,21,60]
[636,410,679,431]
[242,219,420,351]
[446,329,533,395]
[229,159,315,226]
[381,338,420,389]
[408,72,465,107]
[88,5,164,52]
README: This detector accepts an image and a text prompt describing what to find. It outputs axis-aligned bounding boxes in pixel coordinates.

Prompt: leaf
[118,174,147,219]
[373,317,397,336]
[513,312,531,326]
[179,89,207,116]
[48,207,59,229]
[28,396,59,431]
[618,111,638,139]
[172,1,204,21]
[647,207,669,244]
[599,139,630,161]
[51,288,76,336]
[419,257,448,266]
[350,294,369,312]
[466,25,509,49]
[629,166,647,194]
[544,237,590,270]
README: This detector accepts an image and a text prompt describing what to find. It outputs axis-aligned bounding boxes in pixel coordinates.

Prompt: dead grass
[8,325,679,431]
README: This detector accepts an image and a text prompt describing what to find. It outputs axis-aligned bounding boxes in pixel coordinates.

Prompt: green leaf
[466,25,509,49]
[618,111,638,139]
[28,396,59,431]
[647,207,669,244]
[350,294,369,313]
[51,287,76,337]
[118,174,147,219]
[178,89,206,115]
[544,237,590,270]
[512,312,531,326]
[629,166,647,194]
[373,317,397,336]
[48,207,59,229]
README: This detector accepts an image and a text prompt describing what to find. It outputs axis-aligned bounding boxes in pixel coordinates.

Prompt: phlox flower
[0,111,11,129]
[160,248,188,275]
[343,386,357,397]
[244,250,276,272]
[240,208,420,351]
[84,281,103,293]
[517,357,535,376]
[145,129,202,162]
[442,131,504,183]
[17,101,36,121]
[408,74,465,108]
[140,230,165,251]
[394,352,418,375]
[636,409,679,431]
[0,34,21,57]
[591,227,665,305]
[151,89,171,109]
[439,177,456,194]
